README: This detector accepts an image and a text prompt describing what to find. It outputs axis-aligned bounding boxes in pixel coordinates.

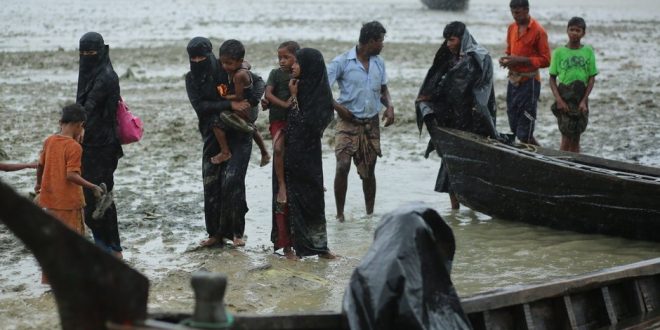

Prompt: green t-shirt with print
[549,45,598,85]
[266,68,292,123]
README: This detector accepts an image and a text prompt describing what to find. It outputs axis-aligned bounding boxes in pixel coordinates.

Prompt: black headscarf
[294,48,334,136]
[76,32,114,102]
[186,37,219,87]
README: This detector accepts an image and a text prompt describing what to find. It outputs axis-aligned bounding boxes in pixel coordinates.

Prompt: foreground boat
[429,127,660,242]
[1,180,659,329]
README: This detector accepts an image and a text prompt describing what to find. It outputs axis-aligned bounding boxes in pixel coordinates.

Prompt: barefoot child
[549,17,598,153]
[265,41,300,259]
[35,104,103,283]
[211,39,270,166]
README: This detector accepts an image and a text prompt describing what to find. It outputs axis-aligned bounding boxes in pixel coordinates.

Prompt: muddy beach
[2,0,660,328]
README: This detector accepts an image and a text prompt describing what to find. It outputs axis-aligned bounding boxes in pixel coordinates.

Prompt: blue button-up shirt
[327,46,388,119]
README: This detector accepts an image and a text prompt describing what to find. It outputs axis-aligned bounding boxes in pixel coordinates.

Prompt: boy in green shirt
[549,16,598,153]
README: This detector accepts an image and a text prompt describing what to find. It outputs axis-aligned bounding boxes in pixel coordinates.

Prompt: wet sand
[2,0,660,328]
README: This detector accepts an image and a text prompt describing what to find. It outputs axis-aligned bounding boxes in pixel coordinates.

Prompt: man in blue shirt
[327,21,395,222]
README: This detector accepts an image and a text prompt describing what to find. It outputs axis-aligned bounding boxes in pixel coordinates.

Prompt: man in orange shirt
[499,0,550,145]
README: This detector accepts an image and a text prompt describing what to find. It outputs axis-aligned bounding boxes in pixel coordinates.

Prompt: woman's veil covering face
[77,32,113,101]
[294,48,334,135]
[186,37,217,82]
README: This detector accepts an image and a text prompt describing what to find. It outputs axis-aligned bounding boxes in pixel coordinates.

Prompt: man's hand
[333,102,354,122]
[416,95,430,102]
[382,105,394,127]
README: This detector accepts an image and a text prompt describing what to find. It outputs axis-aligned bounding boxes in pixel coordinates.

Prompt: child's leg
[211,126,232,164]
[273,131,287,203]
[253,130,271,167]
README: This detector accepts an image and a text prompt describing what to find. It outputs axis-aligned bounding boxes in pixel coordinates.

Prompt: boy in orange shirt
[35,104,103,282]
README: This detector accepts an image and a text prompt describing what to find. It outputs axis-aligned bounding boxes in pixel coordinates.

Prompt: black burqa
[343,203,471,330]
[415,24,498,193]
[185,37,263,242]
[282,48,334,256]
[76,32,123,252]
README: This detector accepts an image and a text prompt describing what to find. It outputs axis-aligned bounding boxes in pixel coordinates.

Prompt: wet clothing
[505,17,551,82]
[185,37,264,242]
[76,32,123,253]
[343,203,470,330]
[327,46,388,119]
[505,17,550,142]
[38,135,85,210]
[266,68,292,123]
[552,81,589,138]
[549,45,598,85]
[334,115,382,179]
[275,48,334,257]
[416,28,498,193]
[507,78,540,143]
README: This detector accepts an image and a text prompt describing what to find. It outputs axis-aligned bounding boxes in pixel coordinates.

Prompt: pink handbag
[116,97,143,145]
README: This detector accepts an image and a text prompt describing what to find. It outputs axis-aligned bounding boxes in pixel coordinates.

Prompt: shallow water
[1,0,660,328]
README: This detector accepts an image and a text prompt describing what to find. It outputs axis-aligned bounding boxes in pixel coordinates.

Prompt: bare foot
[336,214,345,223]
[233,237,246,247]
[276,187,287,204]
[113,251,124,259]
[211,152,232,164]
[319,251,338,259]
[284,248,299,260]
[260,153,271,167]
[200,236,220,247]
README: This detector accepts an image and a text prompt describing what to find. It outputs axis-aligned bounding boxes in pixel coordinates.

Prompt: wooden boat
[1,179,659,329]
[421,0,468,11]
[429,127,660,242]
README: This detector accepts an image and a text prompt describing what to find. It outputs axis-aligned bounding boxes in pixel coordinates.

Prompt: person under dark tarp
[342,203,471,330]
[273,48,336,259]
[415,21,501,210]
[185,37,265,248]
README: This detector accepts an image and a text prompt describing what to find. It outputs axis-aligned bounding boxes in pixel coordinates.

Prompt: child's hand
[34,183,41,194]
[556,98,569,113]
[260,98,270,111]
[579,100,589,114]
[92,185,104,199]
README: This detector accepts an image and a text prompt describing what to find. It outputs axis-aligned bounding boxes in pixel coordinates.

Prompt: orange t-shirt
[505,17,551,80]
[38,135,85,210]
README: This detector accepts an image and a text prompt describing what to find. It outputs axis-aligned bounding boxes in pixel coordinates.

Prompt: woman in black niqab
[278,48,335,258]
[76,32,124,257]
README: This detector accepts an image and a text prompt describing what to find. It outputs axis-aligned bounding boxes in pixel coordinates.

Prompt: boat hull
[432,128,660,241]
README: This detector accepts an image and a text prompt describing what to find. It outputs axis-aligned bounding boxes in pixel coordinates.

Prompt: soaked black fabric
[283,48,334,256]
[76,32,123,251]
[76,32,122,150]
[415,28,499,193]
[185,37,265,241]
[82,145,122,252]
[343,204,471,330]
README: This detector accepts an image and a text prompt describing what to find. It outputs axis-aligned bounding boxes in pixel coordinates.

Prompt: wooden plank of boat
[462,257,660,329]
[429,127,660,242]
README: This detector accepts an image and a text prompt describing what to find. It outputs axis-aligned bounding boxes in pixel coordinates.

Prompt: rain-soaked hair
[568,17,586,31]
[60,103,86,124]
[278,41,301,55]
[509,0,529,9]
[443,21,466,40]
[359,21,386,44]
[218,39,245,60]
